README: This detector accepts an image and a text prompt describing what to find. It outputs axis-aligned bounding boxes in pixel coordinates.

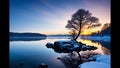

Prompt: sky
[10,0,110,35]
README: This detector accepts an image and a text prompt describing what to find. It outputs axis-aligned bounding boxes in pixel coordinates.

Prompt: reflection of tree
[46,40,97,65]
[57,51,100,68]
[57,52,81,68]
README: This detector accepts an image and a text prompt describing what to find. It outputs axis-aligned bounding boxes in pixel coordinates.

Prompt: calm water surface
[10,37,110,68]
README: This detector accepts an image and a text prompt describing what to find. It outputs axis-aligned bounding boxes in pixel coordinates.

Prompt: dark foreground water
[9,37,110,68]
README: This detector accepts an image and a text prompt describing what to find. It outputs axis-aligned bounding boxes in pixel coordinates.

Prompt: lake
[9,36,111,68]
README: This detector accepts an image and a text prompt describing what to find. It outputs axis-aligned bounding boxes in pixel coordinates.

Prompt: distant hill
[90,25,111,36]
[10,32,47,41]
[10,32,47,37]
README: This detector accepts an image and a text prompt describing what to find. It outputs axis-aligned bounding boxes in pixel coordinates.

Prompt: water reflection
[56,51,101,68]
[10,37,110,68]
[10,38,67,68]
[57,52,80,68]
[92,40,111,50]
[45,38,110,68]
[77,38,110,55]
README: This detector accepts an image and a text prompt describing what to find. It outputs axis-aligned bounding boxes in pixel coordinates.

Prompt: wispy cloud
[10,0,110,34]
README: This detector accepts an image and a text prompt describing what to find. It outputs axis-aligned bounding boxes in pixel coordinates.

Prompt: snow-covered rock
[81,45,86,49]
[53,40,78,48]
[61,44,71,47]
[54,40,77,46]
[81,45,87,51]
[79,55,111,68]
[92,55,110,64]
[46,40,97,53]
[54,40,71,46]
[73,44,80,49]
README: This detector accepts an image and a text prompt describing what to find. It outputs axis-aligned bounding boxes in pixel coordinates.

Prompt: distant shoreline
[10,32,47,41]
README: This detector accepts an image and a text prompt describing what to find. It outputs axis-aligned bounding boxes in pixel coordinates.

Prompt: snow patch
[79,62,110,68]
[79,55,111,68]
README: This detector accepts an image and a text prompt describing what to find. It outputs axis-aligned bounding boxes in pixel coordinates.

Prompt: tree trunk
[74,30,80,40]
[74,22,82,40]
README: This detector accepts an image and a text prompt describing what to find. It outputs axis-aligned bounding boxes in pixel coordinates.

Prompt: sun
[81,30,92,35]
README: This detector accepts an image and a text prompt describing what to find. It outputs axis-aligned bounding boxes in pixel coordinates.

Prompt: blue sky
[10,0,110,35]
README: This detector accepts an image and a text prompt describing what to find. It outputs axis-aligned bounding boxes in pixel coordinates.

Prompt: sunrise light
[81,30,92,35]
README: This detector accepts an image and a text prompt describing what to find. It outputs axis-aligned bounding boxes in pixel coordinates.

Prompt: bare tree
[65,9,99,40]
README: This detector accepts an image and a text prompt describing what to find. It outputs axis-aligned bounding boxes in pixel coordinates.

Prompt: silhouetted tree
[87,23,101,29]
[65,9,99,40]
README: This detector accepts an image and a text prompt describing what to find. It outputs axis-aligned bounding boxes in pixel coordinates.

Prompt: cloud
[18,0,110,34]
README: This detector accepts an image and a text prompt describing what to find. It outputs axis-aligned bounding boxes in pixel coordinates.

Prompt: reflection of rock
[81,45,97,51]
[57,51,101,68]
[45,40,98,67]
[80,51,100,63]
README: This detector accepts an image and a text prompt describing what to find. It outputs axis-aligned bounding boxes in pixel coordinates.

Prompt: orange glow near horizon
[42,27,101,35]
[81,30,92,35]
[77,39,110,55]
[80,28,101,36]
[38,22,109,35]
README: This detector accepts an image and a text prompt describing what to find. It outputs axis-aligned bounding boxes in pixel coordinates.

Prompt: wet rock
[39,63,48,68]
[46,42,54,48]
[19,63,24,66]
[57,57,61,59]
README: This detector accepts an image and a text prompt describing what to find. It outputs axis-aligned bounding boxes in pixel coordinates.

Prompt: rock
[88,57,96,61]
[57,57,61,59]
[39,63,48,68]
[19,63,24,66]
[46,42,54,48]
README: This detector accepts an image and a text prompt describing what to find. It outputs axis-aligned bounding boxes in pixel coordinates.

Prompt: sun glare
[81,30,92,35]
